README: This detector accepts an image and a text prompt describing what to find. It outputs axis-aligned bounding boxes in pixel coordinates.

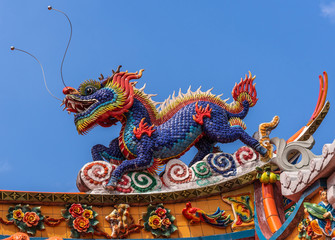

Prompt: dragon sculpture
[62,67,267,189]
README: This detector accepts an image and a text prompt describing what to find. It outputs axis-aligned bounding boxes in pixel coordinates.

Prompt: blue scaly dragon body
[62,68,267,188]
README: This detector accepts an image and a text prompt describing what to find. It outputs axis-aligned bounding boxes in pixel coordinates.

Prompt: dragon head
[62,68,144,134]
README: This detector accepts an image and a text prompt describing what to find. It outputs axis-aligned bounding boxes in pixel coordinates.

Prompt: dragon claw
[105,177,118,191]
[105,185,116,191]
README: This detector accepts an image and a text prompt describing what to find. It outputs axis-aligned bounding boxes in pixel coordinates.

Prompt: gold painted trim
[0,170,260,206]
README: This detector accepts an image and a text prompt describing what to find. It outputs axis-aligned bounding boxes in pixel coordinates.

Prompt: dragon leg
[189,137,215,166]
[107,135,155,187]
[91,138,125,162]
[233,127,267,155]
[204,121,267,156]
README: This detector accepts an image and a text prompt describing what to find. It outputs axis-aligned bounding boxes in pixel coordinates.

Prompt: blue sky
[0,1,335,192]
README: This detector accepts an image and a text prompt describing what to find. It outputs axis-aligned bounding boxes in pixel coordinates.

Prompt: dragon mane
[132,71,258,126]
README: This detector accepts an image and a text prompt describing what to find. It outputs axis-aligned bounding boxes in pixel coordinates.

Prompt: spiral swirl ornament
[162,159,194,187]
[115,175,133,193]
[234,146,259,165]
[205,153,236,177]
[191,161,212,179]
[128,171,161,192]
[78,161,113,191]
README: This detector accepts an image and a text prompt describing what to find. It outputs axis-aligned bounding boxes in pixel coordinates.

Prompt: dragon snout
[63,86,79,95]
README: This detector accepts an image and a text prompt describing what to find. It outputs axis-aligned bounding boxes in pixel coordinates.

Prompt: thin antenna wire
[48,6,72,88]
[10,46,62,101]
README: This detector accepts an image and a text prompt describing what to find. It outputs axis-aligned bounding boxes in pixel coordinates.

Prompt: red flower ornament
[69,204,84,218]
[155,207,167,218]
[23,212,40,227]
[73,216,90,233]
[162,218,171,227]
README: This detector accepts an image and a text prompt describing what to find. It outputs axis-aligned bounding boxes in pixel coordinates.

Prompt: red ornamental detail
[115,176,133,193]
[235,146,259,165]
[167,163,193,184]
[23,212,40,227]
[84,163,109,179]
[133,118,156,139]
[69,204,84,218]
[235,215,243,225]
[232,72,258,107]
[73,216,90,232]
[83,163,113,186]
[193,102,212,125]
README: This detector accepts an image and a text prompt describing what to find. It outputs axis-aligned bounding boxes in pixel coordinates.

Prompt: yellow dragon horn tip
[137,69,144,77]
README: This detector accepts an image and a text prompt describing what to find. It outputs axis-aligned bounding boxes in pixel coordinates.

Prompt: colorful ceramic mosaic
[63,68,268,189]
[77,145,266,194]
[284,204,296,220]
[6,204,45,235]
[142,204,177,237]
[303,189,335,238]
[78,161,162,193]
[222,193,254,231]
[283,197,296,219]
[105,204,143,239]
[298,218,322,240]
[182,202,233,227]
[62,203,99,238]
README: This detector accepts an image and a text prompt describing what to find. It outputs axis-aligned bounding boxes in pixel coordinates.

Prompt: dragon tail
[232,71,258,107]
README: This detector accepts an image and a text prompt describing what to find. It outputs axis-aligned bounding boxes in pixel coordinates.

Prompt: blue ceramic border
[0,229,254,240]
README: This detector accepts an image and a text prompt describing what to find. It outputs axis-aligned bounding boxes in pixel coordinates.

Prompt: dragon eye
[78,80,101,96]
[85,86,96,95]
